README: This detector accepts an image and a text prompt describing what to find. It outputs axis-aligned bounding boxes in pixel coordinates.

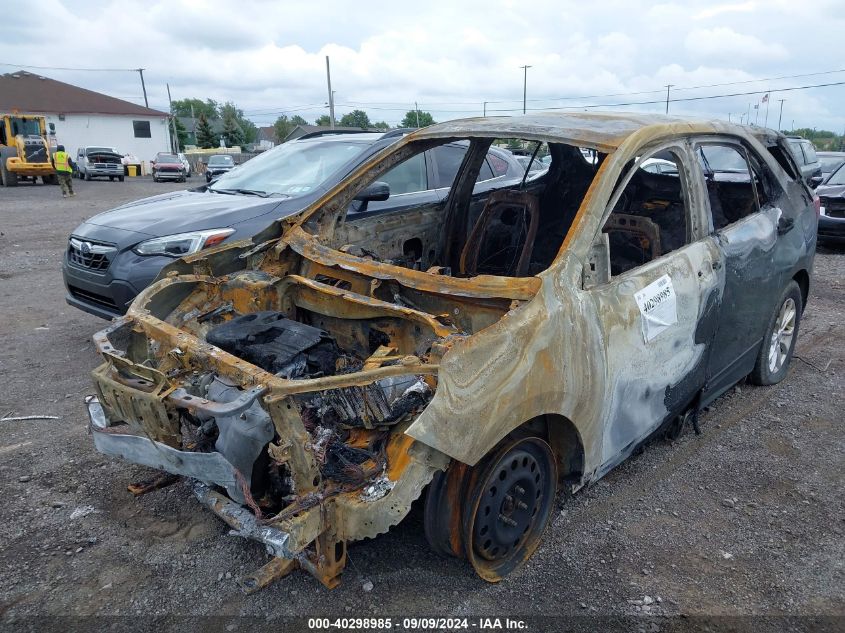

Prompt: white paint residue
[634,274,677,342]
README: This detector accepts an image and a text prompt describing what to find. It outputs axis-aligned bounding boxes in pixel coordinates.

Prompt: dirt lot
[0,179,843,629]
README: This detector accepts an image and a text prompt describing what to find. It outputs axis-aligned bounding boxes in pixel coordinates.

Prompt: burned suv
[85,113,817,590]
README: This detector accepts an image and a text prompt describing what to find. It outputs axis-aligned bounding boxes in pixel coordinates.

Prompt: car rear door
[586,143,722,473]
[691,139,795,402]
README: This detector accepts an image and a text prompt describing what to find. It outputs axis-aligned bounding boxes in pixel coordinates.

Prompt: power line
[501,79,845,113]
[0,62,138,72]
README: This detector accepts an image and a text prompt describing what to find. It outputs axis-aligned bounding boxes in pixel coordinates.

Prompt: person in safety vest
[52,145,75,197]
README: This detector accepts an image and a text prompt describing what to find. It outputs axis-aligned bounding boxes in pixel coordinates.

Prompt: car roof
[410,112,774,154]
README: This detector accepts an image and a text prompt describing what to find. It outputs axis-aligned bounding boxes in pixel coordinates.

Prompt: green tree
[782,128,843,150]
[315,114,331,126]
[219,102,256,144]
[290,115,308,126]
[222,110,245,148]
[373,121,390,130]
[195,113,217,149]
[171,98,219,120]
[400,109,435,128]
[172,117,188,149]
[274,115,293,143]
[339,109,372,129]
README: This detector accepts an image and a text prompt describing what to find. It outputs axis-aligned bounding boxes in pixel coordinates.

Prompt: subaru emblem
[80,241,92,256]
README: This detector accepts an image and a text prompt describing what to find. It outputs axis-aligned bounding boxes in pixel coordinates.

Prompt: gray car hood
[85,190,285,237]
[816,183,845,199]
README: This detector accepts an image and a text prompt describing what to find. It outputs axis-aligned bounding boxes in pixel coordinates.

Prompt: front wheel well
[513,414,585,486]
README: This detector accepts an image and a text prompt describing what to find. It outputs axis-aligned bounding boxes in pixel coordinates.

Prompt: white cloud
[694,2,758,20]
[0,0,842,131]
[684,27,789,62]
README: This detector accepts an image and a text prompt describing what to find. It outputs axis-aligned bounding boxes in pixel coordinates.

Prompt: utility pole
[483,101,487,116]
[325,56,335,129]
[520,65,532,114]
[414,101,420,128]
[664,84,673,114]
[137,68,148,108]
[166,82,179,153]
[747,103,751,124]
[777,99,786,131]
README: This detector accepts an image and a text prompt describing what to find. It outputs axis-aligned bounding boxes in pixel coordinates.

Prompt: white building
[0,70,171,162]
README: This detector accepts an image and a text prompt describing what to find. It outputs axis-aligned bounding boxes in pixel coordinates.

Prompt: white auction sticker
[634,274,677,342]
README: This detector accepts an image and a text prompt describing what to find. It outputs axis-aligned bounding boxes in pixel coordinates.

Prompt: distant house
[176,116,225,148]
[256,126,277,150]
[0,70,171,161]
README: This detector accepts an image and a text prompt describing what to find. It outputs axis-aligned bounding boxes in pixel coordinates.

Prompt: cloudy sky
[4,0,844,131]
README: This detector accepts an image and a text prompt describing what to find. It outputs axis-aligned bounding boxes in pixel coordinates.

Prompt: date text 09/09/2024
[307,617,528,630]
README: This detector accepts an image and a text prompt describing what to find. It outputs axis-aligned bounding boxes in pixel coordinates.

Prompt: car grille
[67,238,116,272]
[820,197,845,218]
[68,285,118,309]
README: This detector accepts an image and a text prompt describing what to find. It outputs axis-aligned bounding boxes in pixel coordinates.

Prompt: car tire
[749,280,802,386]
[1,161,18,187]
[424,435,557,582]
[118,176,124,182]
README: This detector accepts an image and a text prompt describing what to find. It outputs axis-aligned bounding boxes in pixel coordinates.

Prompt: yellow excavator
[0,113,57,186]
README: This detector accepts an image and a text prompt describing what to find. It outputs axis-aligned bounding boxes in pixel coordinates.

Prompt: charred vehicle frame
[85,113,817,589]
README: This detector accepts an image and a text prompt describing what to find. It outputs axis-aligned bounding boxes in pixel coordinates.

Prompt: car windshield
[157,154,179,162]
[819,155,845,173]
[827,163,845,185]
[209,156,234,166]
[209,139,370,197]
[10,117,41,135]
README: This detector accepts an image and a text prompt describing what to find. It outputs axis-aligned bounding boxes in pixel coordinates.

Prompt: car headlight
[133,228,235,257]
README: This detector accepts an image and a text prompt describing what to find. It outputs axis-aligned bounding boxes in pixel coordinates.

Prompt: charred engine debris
[174,311,433,508]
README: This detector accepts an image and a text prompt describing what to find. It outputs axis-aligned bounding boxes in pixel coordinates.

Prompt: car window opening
[697,144,761,231]
[602,149,691,277]
[316,138,604,281]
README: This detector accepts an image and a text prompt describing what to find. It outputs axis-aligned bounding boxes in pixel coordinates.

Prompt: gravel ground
[0,179,843,630]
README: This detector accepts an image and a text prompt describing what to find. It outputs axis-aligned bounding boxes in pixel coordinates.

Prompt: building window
[133,120,151,138]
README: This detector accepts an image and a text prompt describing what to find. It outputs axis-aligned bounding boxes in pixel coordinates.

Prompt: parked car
[205,154,236,182]
[152,152,186,182]
[75,146,124,182]
[814,161,845,244]
[785,136,823,187]
[640,157,679,175]
[82,113,816,588]
[63,130,523,319]
[178,152,192,178]
[817,151,845,181]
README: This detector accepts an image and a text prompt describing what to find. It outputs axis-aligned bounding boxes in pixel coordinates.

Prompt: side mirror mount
[777,216,795,235]
[582,232,611,289]
[809,175,823,188]
[354,181,390,203]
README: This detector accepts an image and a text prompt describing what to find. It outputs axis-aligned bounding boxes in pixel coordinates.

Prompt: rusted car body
[85,113,817,589]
